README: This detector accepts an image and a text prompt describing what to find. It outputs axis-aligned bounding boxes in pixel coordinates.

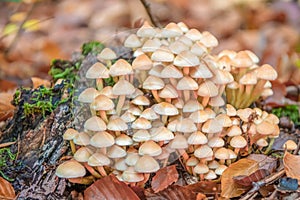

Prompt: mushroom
[134,155,160,185]
[86,62,109,90]
[193,163,209,181]
[97,47,117,67]
[90,95,115,123]
[63,128,79,154]
[230,135,247,155]
[88,152,111,176]
[283,140,297,152]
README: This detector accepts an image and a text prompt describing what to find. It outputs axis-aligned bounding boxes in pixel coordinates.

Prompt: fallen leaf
[233,169,270,186]
[151,165,179,193]
[247,154,277,173]
[0,92,15,122]
[0,177,15,199]
[283,151,300,183]
[31,77,51,89]
[145,185,198,200]
[84,175,140,200]
[221,158,259,198]
[184,181,220,195]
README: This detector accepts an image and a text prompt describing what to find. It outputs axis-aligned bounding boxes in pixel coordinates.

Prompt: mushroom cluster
[56,22,279,183]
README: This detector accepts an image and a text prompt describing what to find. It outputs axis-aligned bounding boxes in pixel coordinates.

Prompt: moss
[272,105,299,125]
[81,41,105,56]
[0,147,17,181]
[49,59,80,83]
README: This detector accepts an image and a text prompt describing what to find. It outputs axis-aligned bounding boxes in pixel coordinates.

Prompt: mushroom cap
[124,34,142,48]
[56,160,86,178]
[114,158,128,171]
[63,128,79,140]
[107,116,128,131]
[121,111,136,123]
[132,54,153,70]
[109,59,133,77]
[84,116,107,132]
[169,40,189,54]
[177,22,189,32]
[199,31,218,48]
[205,170,217,180]
[160,64,183,78]
[151,46,174,62]
[125,152,140,166]
[208,137,225,148]
[226,125,242,137]
[112,79,135,95]
[255,64,278,80]
[161,22,183,37]
[88,152,111,166]
[159,84,179,99]
[214,147,229,160]
[137,21,157,38]
[153,102,179,116]
[236,108,253,122]
[74,147,94,162]
[73,132,90,146]
[176,118,197,133]
[122,167,144,182]
[139,140,162,156]
[86,62,109,79]
[209,95,225,107]
[185,29,203,41]
[239,72,257,85]
[186,156,199,166]
[173,50,200,67]
[231,50,253,68]
[283,140,297,150]
[226,104,237,116]
[90,131,115,148]
[97,48,117,60]
[183,100,203,113]
[187,131,208,145]
[189,110,209,123]
[169,133,188,149]
[78,87,101,103]
[149,64,164,78]
[190,62,213,78]
[116,134,133,146]
[230,135,247,148]
[140,108,159,120]
[190,42,208,57]
[194,145,213,159]
[215,164,228,175]
[194,163,209,174]
[256,121,276,135]
[133,130,151,142]
[135,155,160,173]
[107,145,127,158]
[143,75,165,91]
[132,117,152,130]
[151,126,174,141]
[99,86,118,99]
[216,113,232,127]
[132,95,150,106]
[202,119,223,134]
[90,95,115,111]
[256,138,268,147]
[176,76,199,90]
[197,80,218,97]
[208,160,220,169]
[142,39,161,52]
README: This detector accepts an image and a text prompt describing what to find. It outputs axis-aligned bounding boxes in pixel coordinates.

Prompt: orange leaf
[221,158,259,198]
[151,165,179,193]
[0,177,15,199]
[0,92,15,122]
[283,151,300,183]
[145,185,198,200]
[84,175,140,200]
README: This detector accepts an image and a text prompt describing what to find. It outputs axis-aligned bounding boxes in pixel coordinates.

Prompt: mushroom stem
[99,110,108,123]
[151,90,162,103]
[69,141,76,155]
[178,149,189,162]
[83,163,101,178]
[116,95,126,116]
[137,173,150,187]
[68,176,95,185]
[263,138,275,155]
[234,148,241,155]
[183,67,190,76]
[201,96,210,107]
[169,78,178,88]
[183,90,190,102]
[235,84,245,108]
[97,166,107,176]
[96,78,103,91]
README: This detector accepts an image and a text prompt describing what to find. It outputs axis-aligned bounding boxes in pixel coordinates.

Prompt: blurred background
[0,0,299,93]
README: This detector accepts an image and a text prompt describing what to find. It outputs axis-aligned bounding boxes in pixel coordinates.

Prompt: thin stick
[139,0,161,27]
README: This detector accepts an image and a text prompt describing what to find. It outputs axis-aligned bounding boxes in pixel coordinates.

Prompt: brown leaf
[264,80,287,107]
[151,165,179,193]
[221,158,259,198]
[0,177,15,199]
[184,181,220,195]
[145,185,197,200]
[31,77,51,89]
[283,151,300,182]
[248,154,277,173]
[0,92,15,122]
[84,175,140,200]
[233,169,270,186]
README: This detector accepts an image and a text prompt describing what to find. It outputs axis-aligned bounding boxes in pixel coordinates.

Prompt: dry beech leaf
[233,169,270,186]
[248,154,277,173]
[283,151,300,183]
[84,175,140,200]
[0,177,15,199]
[31,77,51,89]
[221,158,259,198]
[151,165,179,193]
[184,181,220,195]
[0,92,15,122]
[145,185,198,200]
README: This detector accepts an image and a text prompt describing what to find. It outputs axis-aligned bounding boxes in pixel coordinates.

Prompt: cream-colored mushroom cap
[214,147,230,160]
[90,131,115,148]
[122,167,144,182]
[199,31,218,48]
[160,64,183,78]
[153,102,179,116]
[97,47,117,60]
[112,79,135,95]
[88,152,111,166]
[151,126,174,141]
[173,50,200,67]
[107,145,127,158]
[255,64,278,80]
[132,130,151,142]
[176,76,198,90]
[187,131,208,145]
[215,165,228,175]
[137,21,156,38]
[63,128,79,140]
[169,134,188,149]
[84,116,107,132]
[205,170,217,180]
[151,46,174,62]
[109,59,133,77]
[283,140,297,151]
[208,137,225,148]
[194,145,213,158]
[56,160,86,178]
[194,163,209,174]
[176,118,197,133]
[116,134,133,146]
[197,80,218,97]
[90,95,114,111]
[74,147,94,162]
[73,132,90,146]
[135,155,160,173]
[139,140,162,156]
[78,87,101,103]
[107,116,128,131]
[124,34,142,48]
[132,54,153,70]
[230,135,247,148]
[86,62,109,79]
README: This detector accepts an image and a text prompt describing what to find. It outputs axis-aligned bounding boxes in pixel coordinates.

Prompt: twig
[239,170,285,200]
[139,0,161,27]
[4,2,37,59]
